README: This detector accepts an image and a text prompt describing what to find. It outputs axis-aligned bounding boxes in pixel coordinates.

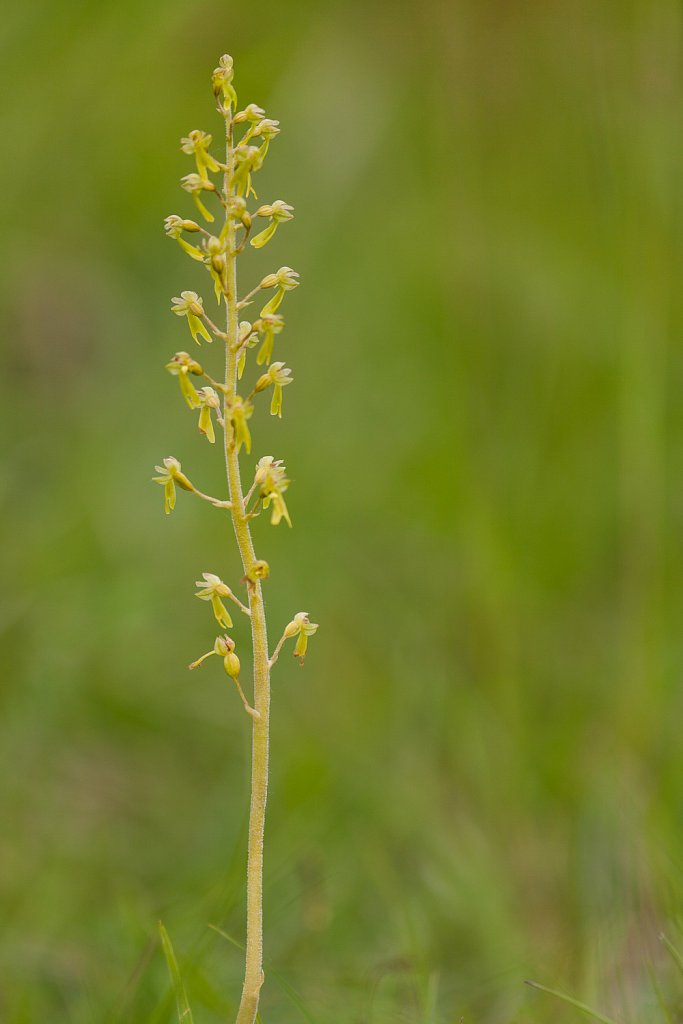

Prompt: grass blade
[660,933,683,979]
[647,962,675,1024]
[159,922,195,1024]
[210,924,319,1023]
[525,979,619,1024]
[422,970,440,1024]
[208,923,244,952]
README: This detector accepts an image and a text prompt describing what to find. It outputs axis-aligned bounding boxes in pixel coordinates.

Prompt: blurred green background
[2,1,683,1021]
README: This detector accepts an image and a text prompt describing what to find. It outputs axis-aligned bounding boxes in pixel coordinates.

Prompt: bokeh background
[2,1,683,1021]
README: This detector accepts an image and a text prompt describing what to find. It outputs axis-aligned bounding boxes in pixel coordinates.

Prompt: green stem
[222,113,270,1024]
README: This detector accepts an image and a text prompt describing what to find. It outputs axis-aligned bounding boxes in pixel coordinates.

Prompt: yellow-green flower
[231,145,263,198]
[196,387,221,444]
[254,456,291,526]
[164,215,205,261]
[194,572,234,629]
[245,117,280,141]
[255,362,293,418]
[180,172,216,222]
[228,396,253,454]
[203,235,227,302]
[253,313,284,366]
[212,54,237,111]
[236,320,257,379]
[240,117,280,159]
[259,266,300,315]
[152,456,193,515]
[165,351,203,408]
[250,200,294,249]
[171,291,212,345]
[181,129,221,180]
[233,102,265,125]
[283,612,319,662]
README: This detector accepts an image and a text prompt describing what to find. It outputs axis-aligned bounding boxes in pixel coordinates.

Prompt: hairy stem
[222,114,270,1024]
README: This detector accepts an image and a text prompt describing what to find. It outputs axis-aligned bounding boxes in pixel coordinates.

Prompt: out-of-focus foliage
[1,1,683,1021]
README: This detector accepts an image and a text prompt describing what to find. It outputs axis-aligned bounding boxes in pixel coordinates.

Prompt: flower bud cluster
[212,54,237,112]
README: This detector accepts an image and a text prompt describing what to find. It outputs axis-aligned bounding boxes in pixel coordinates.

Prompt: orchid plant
[154,54,318,1024]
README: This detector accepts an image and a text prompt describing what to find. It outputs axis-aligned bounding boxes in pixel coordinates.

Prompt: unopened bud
[206,235,224,256]
[223,652,241,678]
[245,560,270,584]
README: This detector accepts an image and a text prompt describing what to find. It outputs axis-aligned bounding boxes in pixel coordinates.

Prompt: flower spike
[154,55,318,1022]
